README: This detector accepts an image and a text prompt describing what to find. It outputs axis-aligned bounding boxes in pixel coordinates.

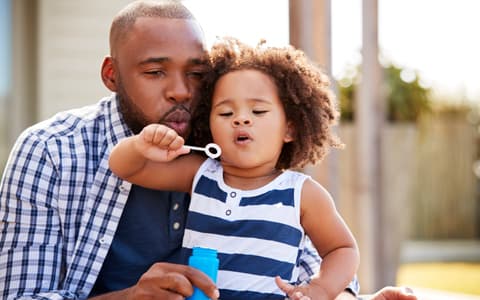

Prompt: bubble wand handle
[184,145,205,151]
[183,143,222,159]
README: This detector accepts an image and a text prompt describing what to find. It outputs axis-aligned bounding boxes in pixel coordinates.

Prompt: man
[0,1,415,299]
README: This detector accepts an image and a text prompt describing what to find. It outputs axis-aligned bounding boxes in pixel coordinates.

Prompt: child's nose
[233,116,251,126]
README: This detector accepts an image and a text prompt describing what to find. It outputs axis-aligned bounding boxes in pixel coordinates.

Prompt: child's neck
[222,167,283,190]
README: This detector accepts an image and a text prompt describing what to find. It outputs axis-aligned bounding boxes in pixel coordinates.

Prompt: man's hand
[90,262,219,300]
[275,277,417,300]
[337,286,417,300]
[334,291,358,299]
[367,286,417,300]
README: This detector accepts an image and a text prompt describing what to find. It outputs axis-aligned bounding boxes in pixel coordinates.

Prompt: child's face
[209,69,294,170]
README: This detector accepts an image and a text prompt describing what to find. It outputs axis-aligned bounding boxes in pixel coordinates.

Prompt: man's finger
[183,265,220,299]
[146,289,184,300]
[151,263,219,300]
[370,286,417,300]
[154,272,194,297]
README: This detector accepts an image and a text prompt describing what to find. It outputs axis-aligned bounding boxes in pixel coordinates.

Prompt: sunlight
[183,0,480,102]
[182,0,289,48]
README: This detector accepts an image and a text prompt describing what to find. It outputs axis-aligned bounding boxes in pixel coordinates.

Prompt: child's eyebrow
[213,98,273,108]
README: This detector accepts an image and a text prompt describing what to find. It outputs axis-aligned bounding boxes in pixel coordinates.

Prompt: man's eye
[144,70,165,76]
[187,71,205,79]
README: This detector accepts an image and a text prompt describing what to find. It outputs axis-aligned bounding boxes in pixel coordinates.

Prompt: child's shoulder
[198,157,222,175]
[284,169,311,180]
[281,170,332,201]
[277,169,311,188]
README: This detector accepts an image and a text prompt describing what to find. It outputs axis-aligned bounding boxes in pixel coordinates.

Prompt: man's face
[113,17,208,137]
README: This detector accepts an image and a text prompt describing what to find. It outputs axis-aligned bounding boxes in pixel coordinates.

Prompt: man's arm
[0,133,66,298]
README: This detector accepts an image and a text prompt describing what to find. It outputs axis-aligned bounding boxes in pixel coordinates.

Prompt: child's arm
[277,178,360,300]
[109,124,206,193]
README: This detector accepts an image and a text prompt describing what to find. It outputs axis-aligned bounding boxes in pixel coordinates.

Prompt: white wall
[37,0,132,119]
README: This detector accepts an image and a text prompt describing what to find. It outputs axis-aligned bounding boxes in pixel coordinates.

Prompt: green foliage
[337,64,431,122]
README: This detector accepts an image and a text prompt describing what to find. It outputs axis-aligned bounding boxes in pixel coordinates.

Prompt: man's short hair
[110,0,196,55]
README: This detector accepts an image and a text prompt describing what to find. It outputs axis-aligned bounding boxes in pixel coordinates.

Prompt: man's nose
[166,73,191,103]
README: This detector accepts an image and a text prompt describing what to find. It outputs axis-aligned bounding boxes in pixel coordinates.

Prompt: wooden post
[289,0,340,203]
[354,0,384,292]
[9,0,38,146]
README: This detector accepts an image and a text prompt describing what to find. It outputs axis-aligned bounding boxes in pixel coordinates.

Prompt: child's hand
[275,276,329,300]
[135,124,190,162]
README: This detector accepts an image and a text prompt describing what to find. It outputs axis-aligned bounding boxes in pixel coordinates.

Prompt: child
[109,37,359,300]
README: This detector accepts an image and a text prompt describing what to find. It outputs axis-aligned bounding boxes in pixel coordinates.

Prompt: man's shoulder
[22,96,116,142]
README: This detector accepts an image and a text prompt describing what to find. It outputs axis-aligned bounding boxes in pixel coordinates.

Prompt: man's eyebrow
[139,57,169,65]
[189,57,209,66]
[138,57,208,66]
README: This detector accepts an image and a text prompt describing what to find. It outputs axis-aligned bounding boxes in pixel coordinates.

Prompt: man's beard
[116,79,192,137]
[117,90,149,135]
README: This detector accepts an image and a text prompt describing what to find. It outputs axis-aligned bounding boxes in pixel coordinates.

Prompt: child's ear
[283,122,295,143]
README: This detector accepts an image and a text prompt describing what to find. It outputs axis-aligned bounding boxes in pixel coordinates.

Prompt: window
[0,0,11,170]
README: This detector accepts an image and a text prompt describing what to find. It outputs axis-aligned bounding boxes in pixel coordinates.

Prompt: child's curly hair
[191,37,343,170]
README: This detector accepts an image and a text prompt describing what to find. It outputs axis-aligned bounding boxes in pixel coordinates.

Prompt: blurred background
[0,0,479,298]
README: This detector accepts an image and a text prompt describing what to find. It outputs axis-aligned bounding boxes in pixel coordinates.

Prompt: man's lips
[162,108,191,135]
[164,121,188,135]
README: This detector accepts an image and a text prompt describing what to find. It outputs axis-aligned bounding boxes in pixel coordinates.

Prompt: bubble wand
[184,143,222,159]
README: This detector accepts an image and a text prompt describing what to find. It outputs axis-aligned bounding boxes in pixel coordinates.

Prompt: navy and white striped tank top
[182,158,310,300]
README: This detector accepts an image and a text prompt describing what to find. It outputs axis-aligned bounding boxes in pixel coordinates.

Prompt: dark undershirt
[89,185,190,297]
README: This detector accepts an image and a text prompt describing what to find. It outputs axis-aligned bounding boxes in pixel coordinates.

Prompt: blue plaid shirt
[0,95,359,299]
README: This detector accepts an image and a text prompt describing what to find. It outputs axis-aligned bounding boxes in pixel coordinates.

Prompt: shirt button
[172,203,179,211]
[118,184,127,192]
[173,222,181,230]
[230,191,236,198]
[225,209,232,216]
[98,236,107,244]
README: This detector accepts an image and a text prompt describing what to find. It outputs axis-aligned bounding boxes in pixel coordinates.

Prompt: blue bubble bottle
[187,247,219,300]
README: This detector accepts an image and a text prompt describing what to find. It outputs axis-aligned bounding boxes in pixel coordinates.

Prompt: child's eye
[253,110,268,115]
[219,112,233,117]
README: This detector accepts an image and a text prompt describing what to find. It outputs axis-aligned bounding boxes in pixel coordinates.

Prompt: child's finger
[291,291,313,300]
[275,276,295,296]
[151,125,167,144]
[168,135,185,150]
[275,277,312,300]
[141,124,164,143]
[167,146,190,160]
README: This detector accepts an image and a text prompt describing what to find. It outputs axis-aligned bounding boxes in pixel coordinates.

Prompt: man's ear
[284,121,295,143]
[101,56,117,92]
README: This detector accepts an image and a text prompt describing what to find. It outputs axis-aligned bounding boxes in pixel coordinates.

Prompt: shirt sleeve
[0,132,75,299]
[296,237,360,297]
